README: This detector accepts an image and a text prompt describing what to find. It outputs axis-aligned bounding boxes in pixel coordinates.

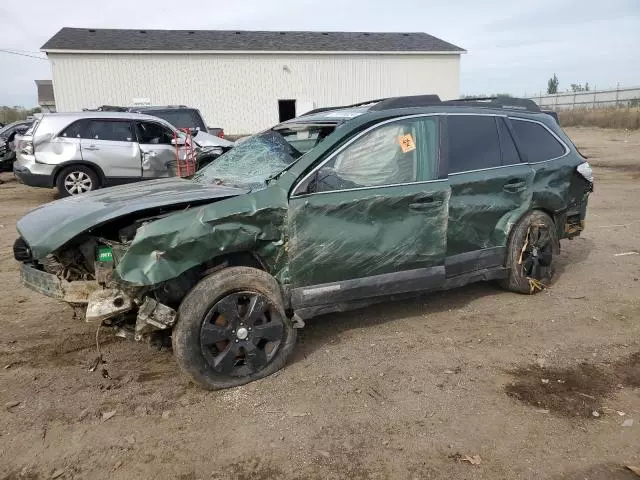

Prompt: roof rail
[369,95,441,111]
[442,97,540,112]
[300,98,389,116]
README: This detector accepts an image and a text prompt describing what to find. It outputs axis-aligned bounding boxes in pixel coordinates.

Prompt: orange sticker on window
[399,134,416,153]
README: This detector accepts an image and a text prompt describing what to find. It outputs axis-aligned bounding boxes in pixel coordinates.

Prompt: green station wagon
[14,95,593,389]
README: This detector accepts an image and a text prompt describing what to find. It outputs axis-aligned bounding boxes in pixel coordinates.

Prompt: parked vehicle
[90,105,226,139]
[13,112,233,196]
[14,95,593,390]
[0,120,34,172]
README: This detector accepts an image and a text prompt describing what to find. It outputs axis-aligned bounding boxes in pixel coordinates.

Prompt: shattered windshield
[193,124,335,189]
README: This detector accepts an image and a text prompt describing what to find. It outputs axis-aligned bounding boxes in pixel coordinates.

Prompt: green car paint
[15,106,590,304]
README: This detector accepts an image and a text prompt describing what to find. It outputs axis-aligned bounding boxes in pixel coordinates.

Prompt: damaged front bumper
[20,263,99,304]
[20,263,177,341]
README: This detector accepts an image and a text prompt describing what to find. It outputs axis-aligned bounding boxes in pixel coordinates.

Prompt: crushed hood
[17,178,247,258]
[194,131,234,148]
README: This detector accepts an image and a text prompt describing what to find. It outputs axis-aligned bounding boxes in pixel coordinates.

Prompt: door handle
[409,196,443,211]
[84,145,99,151]
[503,180,526,193]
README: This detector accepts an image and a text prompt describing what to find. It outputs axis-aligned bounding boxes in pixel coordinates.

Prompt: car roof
[40,111,176,122]
[131,105,195,111]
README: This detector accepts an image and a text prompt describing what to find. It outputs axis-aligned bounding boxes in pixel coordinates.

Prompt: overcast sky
[1,0,638,107]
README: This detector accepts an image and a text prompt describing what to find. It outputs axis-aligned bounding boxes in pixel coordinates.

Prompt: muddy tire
[172,267,297,390]
[56,165,100,197]
[500,210,560,294]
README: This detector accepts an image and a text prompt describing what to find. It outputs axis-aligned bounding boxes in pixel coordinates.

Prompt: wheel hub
[236,327,249,340]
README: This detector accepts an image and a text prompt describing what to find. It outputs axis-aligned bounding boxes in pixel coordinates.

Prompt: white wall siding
[49,53,460,134]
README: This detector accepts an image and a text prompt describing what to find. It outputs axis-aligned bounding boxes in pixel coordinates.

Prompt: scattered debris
[462,455,482,466]
[288,412,311,418]
[592,410,601,418]
[161,410,171,419]
[626,465,640,477]
[618,411,626,416]
[88,355,104,372]
[614,251,639,257]
[382,440,390,446]
[535,409,550,414]
[4,362,16,369]
[101,368,112,380]
[449,453,481,465]
[51,468,65,479]
[622,419,634,427]
[101,410,117,422]
[5,401,21,410]
[541,378,550,384]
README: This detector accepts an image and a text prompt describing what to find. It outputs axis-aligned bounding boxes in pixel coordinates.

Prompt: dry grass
[559,107,640,130]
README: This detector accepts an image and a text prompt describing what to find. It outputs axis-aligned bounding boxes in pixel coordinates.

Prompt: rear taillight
[19,140,33,155]
[217,130,225,139]
[577,162,593,183]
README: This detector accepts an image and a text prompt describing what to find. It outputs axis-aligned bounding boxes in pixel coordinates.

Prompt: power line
[0,49,48,60]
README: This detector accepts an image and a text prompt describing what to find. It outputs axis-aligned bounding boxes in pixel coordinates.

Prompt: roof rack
[300,98,389,116]
[82,105,129,112]
[441,96,541,112]
[299,94,541,117]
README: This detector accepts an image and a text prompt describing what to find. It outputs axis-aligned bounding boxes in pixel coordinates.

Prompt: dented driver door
[136,121,178,178]
[288,115,449,309]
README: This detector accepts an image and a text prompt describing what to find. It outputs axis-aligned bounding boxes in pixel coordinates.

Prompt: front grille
[13,237,32,262]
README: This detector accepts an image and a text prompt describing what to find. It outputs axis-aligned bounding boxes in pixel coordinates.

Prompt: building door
[278,100,296,122]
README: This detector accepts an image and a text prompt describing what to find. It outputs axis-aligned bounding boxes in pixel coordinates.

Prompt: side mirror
[171,137,186,146]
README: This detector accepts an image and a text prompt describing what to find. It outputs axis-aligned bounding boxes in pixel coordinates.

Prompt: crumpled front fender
[114,188,289,286]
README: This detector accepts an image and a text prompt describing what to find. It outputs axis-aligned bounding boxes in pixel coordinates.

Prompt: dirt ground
[0,127,639,480]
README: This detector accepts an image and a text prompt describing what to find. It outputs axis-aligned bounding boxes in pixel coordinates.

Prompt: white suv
[14,112,232,196]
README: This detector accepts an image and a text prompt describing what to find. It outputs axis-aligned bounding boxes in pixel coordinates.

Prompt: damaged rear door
[288,115,449,309]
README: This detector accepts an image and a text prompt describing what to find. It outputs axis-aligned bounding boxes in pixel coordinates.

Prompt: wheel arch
[150,251,270,309]
[52,161,107,187]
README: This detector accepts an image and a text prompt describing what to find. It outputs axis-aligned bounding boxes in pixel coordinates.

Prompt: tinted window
[144,109,206,130]
[137,121,174,144]
[84,120,134,142]
[60,120,87,138]
[447,116,500,173]
[511,119,566,162]
[498,118,521,165]
[313,117,438,192]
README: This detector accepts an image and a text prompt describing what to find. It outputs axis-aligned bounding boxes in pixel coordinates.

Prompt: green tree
[547,74,559,94]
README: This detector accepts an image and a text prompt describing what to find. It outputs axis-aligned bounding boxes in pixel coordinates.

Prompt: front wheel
[172,267,297,390]
[500,211,560,294]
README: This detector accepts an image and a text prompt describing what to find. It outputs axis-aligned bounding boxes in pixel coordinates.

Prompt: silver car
[13,112,233,196]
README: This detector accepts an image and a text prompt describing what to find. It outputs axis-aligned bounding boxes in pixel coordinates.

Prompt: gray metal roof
[41,28,465,53]
[35,80,55,105]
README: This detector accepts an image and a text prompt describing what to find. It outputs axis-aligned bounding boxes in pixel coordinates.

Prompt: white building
[42,28,465,135]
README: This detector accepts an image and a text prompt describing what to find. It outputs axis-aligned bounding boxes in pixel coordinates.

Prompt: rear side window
[510,119,566,162]
[447,115,500,173]
[84,120,134,142]
[60,120,87,138]
[497,118,521,166]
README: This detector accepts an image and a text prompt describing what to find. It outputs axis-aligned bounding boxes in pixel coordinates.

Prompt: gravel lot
[0,127,639,480]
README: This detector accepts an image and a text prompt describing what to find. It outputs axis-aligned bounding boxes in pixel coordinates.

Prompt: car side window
[137,121,174,145]
[84,120,134,142]
[60,120,87,139]
[510,119,566,163]
[312,117,438,193]
[447,115,501,174]
[497,118,521,166]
